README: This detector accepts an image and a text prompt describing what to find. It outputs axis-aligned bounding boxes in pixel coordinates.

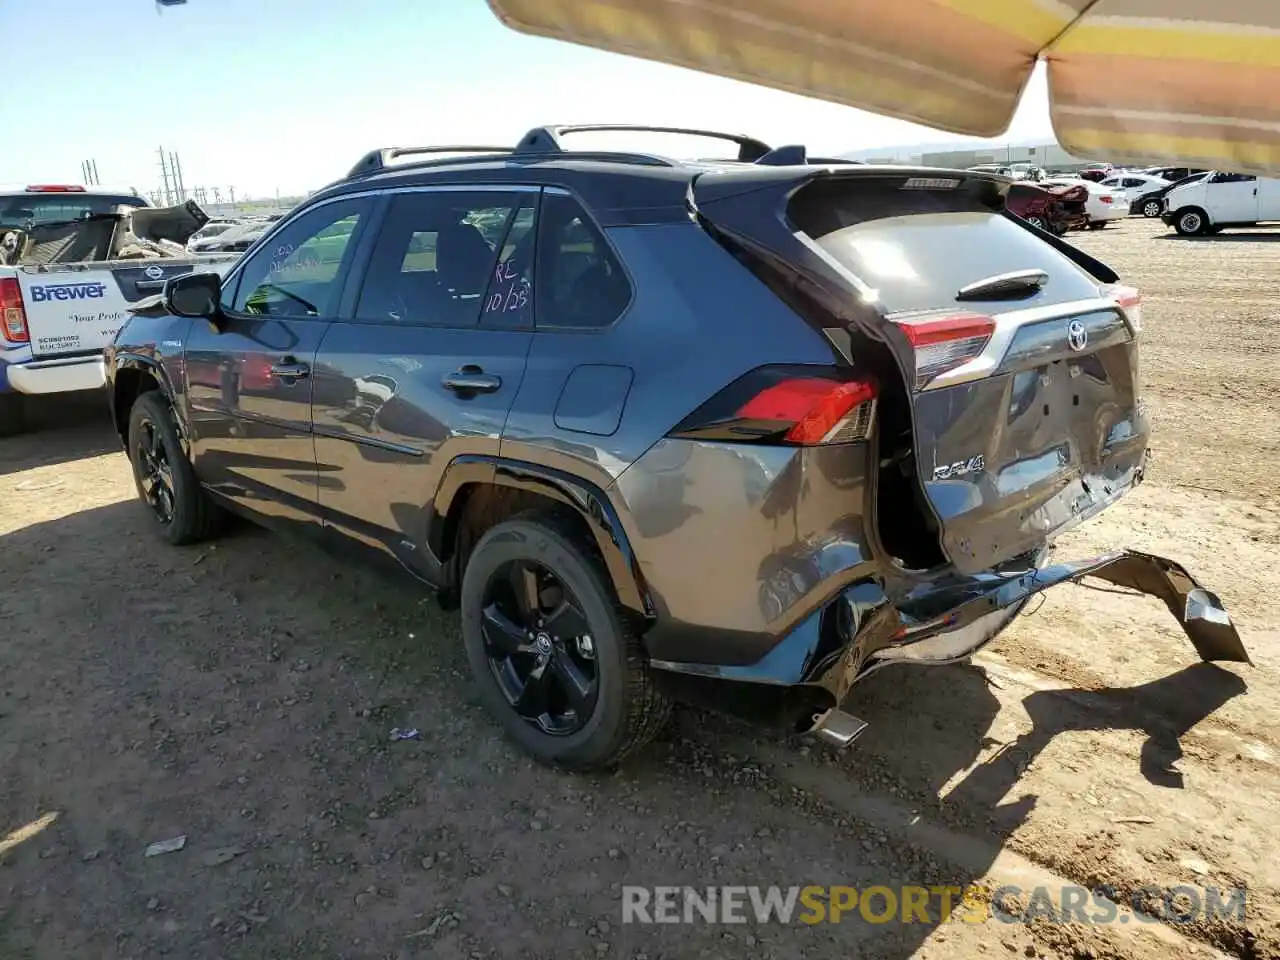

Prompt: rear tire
[460,511,670,770]
[1025,215,1047,231]
[126,391,222,545]
[1174,208,1209,236]
[0,392,25,437]
[1087,221,1107,230]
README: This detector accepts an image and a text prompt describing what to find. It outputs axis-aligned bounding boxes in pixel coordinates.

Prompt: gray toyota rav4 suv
[106,125,1249,770]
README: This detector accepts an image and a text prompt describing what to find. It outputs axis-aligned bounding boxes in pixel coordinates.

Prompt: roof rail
[346,145,512,179]
[514,124,773,162]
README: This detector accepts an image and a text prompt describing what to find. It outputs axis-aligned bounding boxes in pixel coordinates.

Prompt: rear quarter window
[788,177,1102,314]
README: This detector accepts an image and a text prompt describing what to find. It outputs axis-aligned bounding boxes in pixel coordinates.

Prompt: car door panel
[186,317,330,520]
[311,324,531,570]
[1209,175,1259,223]
[184,195,375,527]
[309,188,538,575]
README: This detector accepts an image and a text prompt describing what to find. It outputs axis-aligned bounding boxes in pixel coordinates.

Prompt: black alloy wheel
[133,412,177,526]
[481,558,599,736]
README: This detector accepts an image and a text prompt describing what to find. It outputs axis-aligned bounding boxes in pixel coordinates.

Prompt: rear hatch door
[693,167,1145,574]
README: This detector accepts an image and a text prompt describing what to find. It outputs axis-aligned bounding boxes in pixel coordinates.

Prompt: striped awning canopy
[486,0,1280,174]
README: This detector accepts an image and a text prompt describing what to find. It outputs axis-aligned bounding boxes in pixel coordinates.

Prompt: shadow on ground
[0,488,1249,959]
[0,391,118,478]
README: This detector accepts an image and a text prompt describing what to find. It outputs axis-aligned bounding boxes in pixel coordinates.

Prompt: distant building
[847,140,1104,173]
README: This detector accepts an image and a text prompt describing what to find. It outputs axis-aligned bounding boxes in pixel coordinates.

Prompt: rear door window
[787,177,1100,314]
[479,201,537,329]
[354,190,527,327]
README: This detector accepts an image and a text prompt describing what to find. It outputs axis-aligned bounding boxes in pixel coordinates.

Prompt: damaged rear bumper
[648,550,1248,731]
[813,550,1249,708]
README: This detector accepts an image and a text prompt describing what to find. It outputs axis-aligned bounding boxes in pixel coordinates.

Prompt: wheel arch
[429,456,652,619]
[111,354,175,447]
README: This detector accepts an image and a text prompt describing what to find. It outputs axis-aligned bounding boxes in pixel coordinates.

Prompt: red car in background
[1006,181,1089,235]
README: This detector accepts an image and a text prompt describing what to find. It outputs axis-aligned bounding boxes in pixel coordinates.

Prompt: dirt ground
[2,217,1278,960]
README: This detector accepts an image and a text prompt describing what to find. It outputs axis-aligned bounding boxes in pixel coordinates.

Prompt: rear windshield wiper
[956,268,1049,301]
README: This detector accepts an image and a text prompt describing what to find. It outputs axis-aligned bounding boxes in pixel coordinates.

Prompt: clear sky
[1,0,1053,200]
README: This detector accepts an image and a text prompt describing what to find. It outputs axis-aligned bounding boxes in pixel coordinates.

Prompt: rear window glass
[787,177,1100,313]
[0,193,146,229]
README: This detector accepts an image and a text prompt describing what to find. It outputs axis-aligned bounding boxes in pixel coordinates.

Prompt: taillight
[25,184,86,193]
[1104,283,1143,333]
[1100,195,1113,204]
[0,277,29,343]
[738,377,877,445]
[669,365,878,446]
[893,312,996,389]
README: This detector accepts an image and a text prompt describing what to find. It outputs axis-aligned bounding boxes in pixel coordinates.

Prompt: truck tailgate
[17,259,230,358]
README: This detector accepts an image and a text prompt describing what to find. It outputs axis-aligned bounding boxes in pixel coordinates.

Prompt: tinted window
[479,202,537,329]
[231,198,369,318]
[355,191,521,327]
[789,177,1099,313]
[1213,173,1257,184]
[1100,178,1121,187]
[534,192,631,329]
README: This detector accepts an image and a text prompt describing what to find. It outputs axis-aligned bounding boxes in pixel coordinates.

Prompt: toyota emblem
[144,265,165,280]
[1067,319,1088,352]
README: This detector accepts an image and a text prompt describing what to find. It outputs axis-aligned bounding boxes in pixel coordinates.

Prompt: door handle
[270,358,310,380]
[442,366,501,394]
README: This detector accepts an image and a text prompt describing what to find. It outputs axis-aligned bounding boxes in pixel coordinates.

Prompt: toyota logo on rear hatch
[1067,319,1088,352]
[144,265,164,280]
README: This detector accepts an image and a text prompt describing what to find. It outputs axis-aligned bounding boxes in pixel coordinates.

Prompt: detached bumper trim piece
[825,550,1251,703]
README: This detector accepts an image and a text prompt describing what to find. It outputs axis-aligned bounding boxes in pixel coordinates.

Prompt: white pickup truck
[1,184,237,434]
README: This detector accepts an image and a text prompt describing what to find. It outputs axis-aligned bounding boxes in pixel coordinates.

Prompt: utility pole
[169,151,186,202]
[158,146,173,205]
[91,159,100,184]
[228,185,236,206]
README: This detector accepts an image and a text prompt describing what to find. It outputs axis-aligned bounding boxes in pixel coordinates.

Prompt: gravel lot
[2,217,1277,960]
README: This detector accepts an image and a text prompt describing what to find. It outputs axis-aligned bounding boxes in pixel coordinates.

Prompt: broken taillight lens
[893,312,996,389]
[0,277,30,343]
[669,365,878,446]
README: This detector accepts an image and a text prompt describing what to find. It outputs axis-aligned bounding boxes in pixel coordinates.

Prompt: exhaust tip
[807,708,869,750]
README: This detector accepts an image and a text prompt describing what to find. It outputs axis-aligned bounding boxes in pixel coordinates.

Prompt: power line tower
[158,146,174,205]
[169,152,186,202]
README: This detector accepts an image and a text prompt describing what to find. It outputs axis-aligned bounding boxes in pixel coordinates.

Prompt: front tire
[1174,208,1209,236]
[126,391,221,545]
[1142,198,1164,218]
[460,512,670,770]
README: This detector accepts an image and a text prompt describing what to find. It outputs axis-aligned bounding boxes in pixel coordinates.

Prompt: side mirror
[164,272,223,325]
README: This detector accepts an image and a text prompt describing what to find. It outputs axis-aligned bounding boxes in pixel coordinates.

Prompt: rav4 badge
[932,456,986,481]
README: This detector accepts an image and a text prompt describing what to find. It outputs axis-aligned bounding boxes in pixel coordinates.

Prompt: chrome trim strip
[921,296,1125,390]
